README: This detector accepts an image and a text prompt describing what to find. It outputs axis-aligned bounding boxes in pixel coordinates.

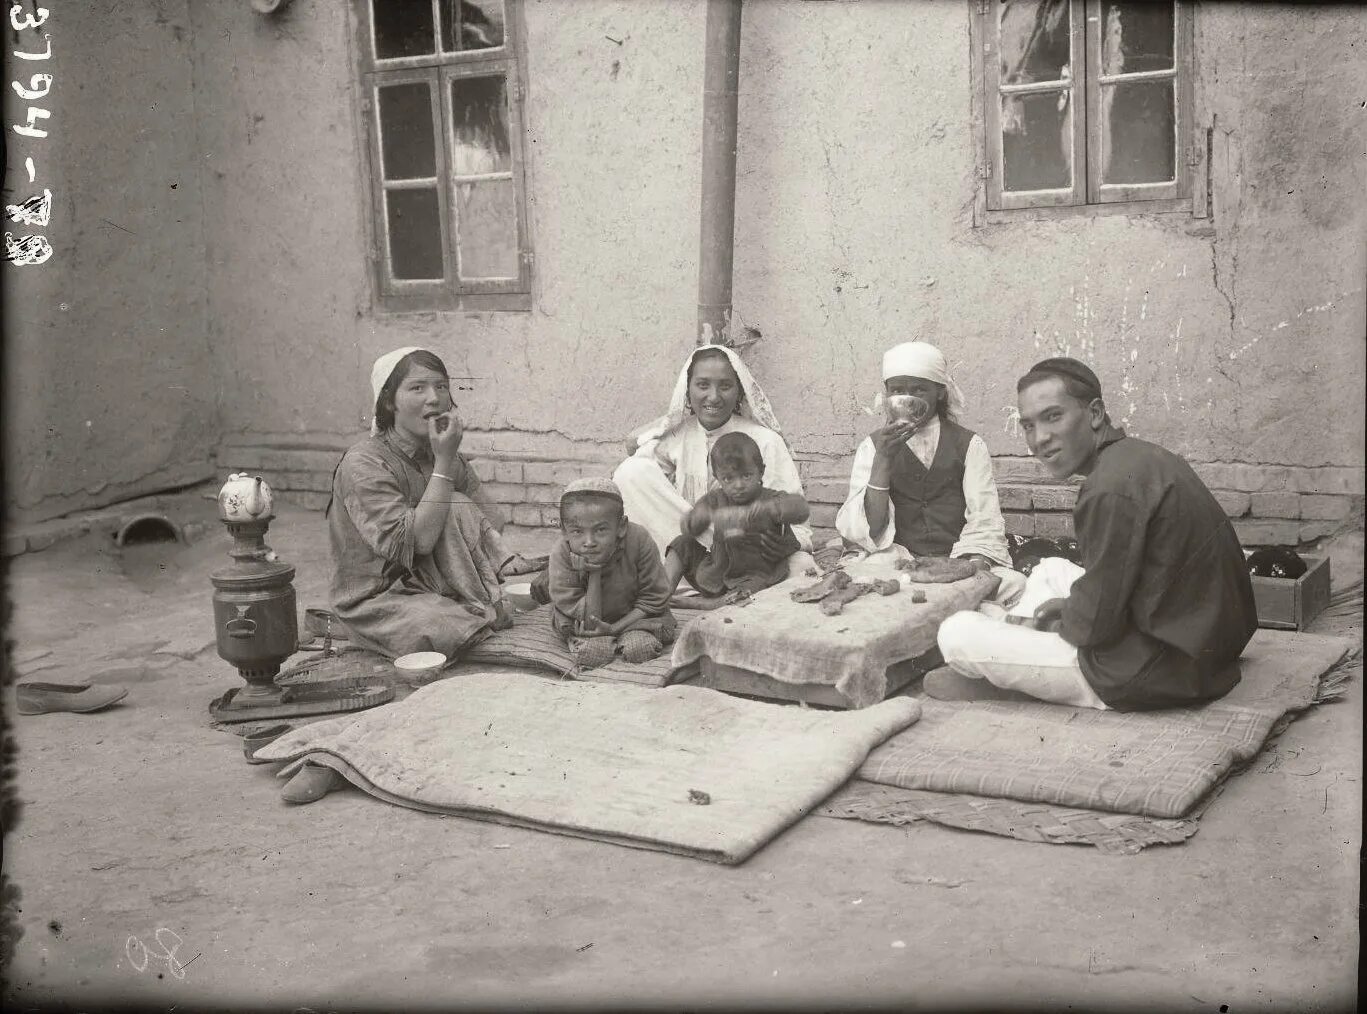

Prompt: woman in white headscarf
[836,341,1024,605]
[327,347,524,660]
[612,345,815,588]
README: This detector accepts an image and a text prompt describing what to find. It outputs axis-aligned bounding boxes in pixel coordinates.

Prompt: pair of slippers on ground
[242,723,344,804]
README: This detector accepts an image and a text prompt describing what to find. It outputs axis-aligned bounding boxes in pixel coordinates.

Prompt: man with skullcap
[935,357,1256,710]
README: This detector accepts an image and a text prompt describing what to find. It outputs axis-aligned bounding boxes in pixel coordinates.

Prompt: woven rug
[463,606,679,687]
[254,670,922,864]
[817,781,1218,854]
[857,630,1355,819]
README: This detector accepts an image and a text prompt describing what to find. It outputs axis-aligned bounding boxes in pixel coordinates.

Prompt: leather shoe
[281,763,344,804]
[16,682,129,715]
[243,723,295,764]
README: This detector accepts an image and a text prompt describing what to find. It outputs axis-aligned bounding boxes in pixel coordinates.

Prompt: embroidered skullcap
[561,477,623,504]
[1022,357,1104,401]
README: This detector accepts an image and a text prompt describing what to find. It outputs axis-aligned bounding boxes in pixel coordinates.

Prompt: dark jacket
[1061,428,1257,710]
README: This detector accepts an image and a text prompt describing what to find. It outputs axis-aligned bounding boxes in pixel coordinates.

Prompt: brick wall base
[218,437,1365,551]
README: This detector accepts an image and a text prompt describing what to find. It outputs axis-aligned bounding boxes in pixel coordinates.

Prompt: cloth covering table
[669,551,998,709]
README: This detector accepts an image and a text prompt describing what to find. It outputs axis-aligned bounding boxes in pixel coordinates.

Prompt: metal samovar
[208,474,299,721]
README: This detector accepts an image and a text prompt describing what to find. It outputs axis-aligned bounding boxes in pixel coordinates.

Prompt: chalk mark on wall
[1225,287,1361,363]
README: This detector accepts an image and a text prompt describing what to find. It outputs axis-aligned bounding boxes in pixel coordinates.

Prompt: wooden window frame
[970,0,1204,222]
[351,0,533,313]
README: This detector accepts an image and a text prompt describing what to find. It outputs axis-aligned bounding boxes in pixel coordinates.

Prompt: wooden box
[1250,554,1331,631]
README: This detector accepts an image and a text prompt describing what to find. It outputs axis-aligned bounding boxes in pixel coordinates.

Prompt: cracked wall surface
[3,0,219,525]
[190,0,708,460]
[732,1,1365,468]
[6,2,1363,529]
[196,0,1360,474]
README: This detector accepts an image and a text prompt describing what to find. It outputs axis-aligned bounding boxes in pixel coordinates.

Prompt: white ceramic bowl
[504,582,538,612]
[394,651,447,673]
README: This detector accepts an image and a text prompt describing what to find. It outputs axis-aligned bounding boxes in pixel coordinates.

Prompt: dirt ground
[1,494,1360,1012]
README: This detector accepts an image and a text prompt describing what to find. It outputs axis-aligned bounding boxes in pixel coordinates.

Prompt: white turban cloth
[369,346,438,436]
[880,341,967,420]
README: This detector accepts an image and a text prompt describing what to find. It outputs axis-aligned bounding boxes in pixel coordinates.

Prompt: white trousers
[612,456,814,578]
[937,557,1109,709]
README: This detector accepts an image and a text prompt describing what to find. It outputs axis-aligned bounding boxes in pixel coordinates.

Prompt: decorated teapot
[218,473,274,522]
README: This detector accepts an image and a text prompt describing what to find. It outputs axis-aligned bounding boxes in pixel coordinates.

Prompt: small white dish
[504,582,537,611]
[394,651,447,673]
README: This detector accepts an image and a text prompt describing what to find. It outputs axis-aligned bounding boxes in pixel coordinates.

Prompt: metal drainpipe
[696,0,743,346]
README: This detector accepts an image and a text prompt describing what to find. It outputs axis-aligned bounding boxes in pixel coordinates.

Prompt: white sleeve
[949,434,1012,567]
[835,437,896,553]
[634,432,677,488]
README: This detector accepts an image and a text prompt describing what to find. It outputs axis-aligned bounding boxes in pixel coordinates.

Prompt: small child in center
[668,431,811,603]
[548,478,677,668]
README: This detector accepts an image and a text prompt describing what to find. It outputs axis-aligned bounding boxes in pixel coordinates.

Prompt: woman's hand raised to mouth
[428,410,464,462]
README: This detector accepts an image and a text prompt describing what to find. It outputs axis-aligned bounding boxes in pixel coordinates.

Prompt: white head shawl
[369,346,438,436]
[880,341,967,420]
[631,344,785,447]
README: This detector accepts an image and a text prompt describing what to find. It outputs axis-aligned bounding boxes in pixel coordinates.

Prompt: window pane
[999,0,1071,85]
[440,0,506,52]
[1001,91,1072,191]
[450,75,511,176]
[378,83,437,180]
[387,188,445,280]
[1101,79,1175,184]
[372,0,436,60]
[455,180,517,279]
[1101,1,1174,75]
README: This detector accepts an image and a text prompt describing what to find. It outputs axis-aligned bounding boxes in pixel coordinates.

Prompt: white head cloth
[632,344,785,446]
[369,346,437,436]
[881,341,967,420]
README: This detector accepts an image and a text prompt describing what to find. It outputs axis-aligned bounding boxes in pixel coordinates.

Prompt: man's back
[1063,430,1258,710]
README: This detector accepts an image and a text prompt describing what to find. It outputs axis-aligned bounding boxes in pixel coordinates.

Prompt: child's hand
[682,502,711,537]
[755,530,792,563]
[579,614,615,637]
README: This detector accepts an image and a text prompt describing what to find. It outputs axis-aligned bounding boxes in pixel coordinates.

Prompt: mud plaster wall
[732,0,1365,467]
[197,0,1363,477]
[3,0,218,525]
[10,2,1361,528]
[190,0,706,460]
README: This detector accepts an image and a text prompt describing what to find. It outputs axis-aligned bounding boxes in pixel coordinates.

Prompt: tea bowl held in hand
[886,394,931,425]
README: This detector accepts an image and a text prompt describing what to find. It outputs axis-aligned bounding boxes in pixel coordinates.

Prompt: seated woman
[328,346,525,660]
[612,344,816,594]
[835,341,1025,606]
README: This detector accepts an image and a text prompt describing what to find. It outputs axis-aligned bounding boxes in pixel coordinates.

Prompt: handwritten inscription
[5,4,55,265]
[125,928,197,979]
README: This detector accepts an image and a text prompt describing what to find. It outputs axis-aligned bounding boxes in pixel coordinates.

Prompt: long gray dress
[328,432,503,658]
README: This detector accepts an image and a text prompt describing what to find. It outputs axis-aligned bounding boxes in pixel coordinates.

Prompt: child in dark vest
[668,432,811,604]
[548,478,677,668]
[836,341,1024,606]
